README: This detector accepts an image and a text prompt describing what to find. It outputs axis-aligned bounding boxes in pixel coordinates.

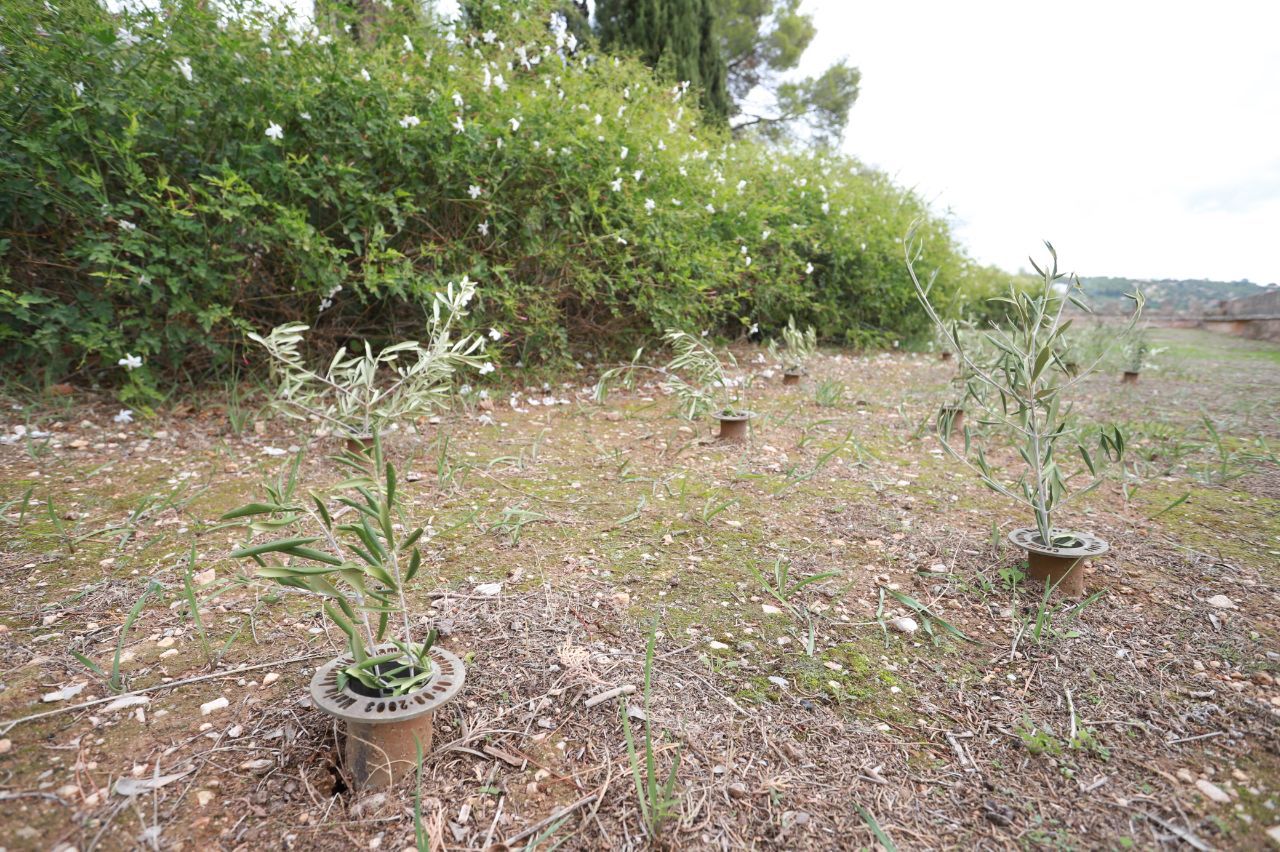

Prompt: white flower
[762,229,771,240]
[633,169,643,181]
[482,30,497,43]
[705,204,715,213]
[115,27,139,47]
[737,179,747,192]
[118,220,136,232]
[495,74,507,92]
[72,81,84,97]
[744,256,752,266]
[594,113,603,126]
[113,409,134,425]
[616,236,628,245]
[468,185,482,199]
[821,202,830,214]
[452,114,466,133]
[488,328,503,341]
[452,91,465,108]
[265,122,284,140]
[644,198,656,213]
[399,114,420,128]
[609,178,622,192]
[477,220,489,236]
[805,262,814,275]
[174,57,193,82]
[360,67,371,81]
[118,353,142,370]
[508,117,520,131]
[478,362,496,375]
[619,146,628,160]
[402,35,414,53]
[749,323,759,335]
[299,111,311,120]
[657,139,666,150]
[671,199,681,206]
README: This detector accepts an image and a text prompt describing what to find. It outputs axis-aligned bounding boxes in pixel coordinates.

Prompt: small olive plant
[1122,325,1156,373]
[594,329,747,419]
[222,439,436,696]
[905,226,1143,545]
[767,316,818,373]
[249,277,487,438]
[662,330,749,418]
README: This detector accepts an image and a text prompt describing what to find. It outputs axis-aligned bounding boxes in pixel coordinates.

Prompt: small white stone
[890,616,919,635]
[200,696,229,716]
[761,604,783,615]
[1195,779,1231,803]
[262,672,280,687]
[707,641,729,651]
[767,676,787,688]
[1205,595,1237,610]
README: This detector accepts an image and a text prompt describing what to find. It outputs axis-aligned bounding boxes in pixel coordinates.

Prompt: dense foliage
[596,0,729,120]
[0,0,972,395]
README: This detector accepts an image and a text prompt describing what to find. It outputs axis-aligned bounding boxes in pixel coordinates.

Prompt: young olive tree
[905,226,1143,545]
[768,316,818,373]
[594,329,747,420]
[221,440,436,695]
[661,330,748,419]
[250,278,487,437]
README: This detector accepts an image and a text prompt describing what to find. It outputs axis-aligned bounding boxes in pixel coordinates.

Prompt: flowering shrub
[1,0,971,393]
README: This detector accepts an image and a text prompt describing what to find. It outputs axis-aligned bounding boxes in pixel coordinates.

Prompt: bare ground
[0,327,1278,851]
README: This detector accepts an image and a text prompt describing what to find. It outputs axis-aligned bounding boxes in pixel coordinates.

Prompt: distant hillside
[1078,277,1277,314]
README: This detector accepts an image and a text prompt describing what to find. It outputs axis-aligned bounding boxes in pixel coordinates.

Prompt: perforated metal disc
[1008,528,1109,559]
[309,645,465,725]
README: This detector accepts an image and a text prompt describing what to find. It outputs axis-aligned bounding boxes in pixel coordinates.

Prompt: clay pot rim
[714,410,755,422]
[1008,527,1109,559]
[309,644,465,725]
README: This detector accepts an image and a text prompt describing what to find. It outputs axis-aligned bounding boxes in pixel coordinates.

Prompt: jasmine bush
[1,0,970,396]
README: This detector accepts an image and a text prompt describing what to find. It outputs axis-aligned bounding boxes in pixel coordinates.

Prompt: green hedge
[0,0,971,395]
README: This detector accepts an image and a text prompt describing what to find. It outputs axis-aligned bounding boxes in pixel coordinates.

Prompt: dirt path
[1,327,1277,850]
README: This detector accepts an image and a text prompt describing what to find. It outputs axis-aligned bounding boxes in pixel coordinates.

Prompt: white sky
[798,0,1280,284]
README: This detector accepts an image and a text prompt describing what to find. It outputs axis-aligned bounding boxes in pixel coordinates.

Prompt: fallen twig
[0,652,327,734]
[503,792,599,846]
[583,684,635,708]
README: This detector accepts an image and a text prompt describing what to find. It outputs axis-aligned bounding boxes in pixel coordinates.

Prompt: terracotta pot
[310,645,466,789]
[938,406,965,440]
[1121,371,1139,385]
[782,370,803,386]
[1008,528,1109,597]
[715,412,752,441]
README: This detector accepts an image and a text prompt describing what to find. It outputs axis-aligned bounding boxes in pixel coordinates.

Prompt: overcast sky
[797,0,1279,284]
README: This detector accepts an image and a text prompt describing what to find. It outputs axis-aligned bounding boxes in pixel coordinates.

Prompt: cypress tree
[597,0,730,122]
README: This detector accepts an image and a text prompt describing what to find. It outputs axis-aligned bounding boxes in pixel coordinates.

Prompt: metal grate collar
[1009,528,1109,559]
[309,645,465,725]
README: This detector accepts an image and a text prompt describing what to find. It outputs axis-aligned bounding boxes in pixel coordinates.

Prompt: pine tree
[597,0,730,121]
